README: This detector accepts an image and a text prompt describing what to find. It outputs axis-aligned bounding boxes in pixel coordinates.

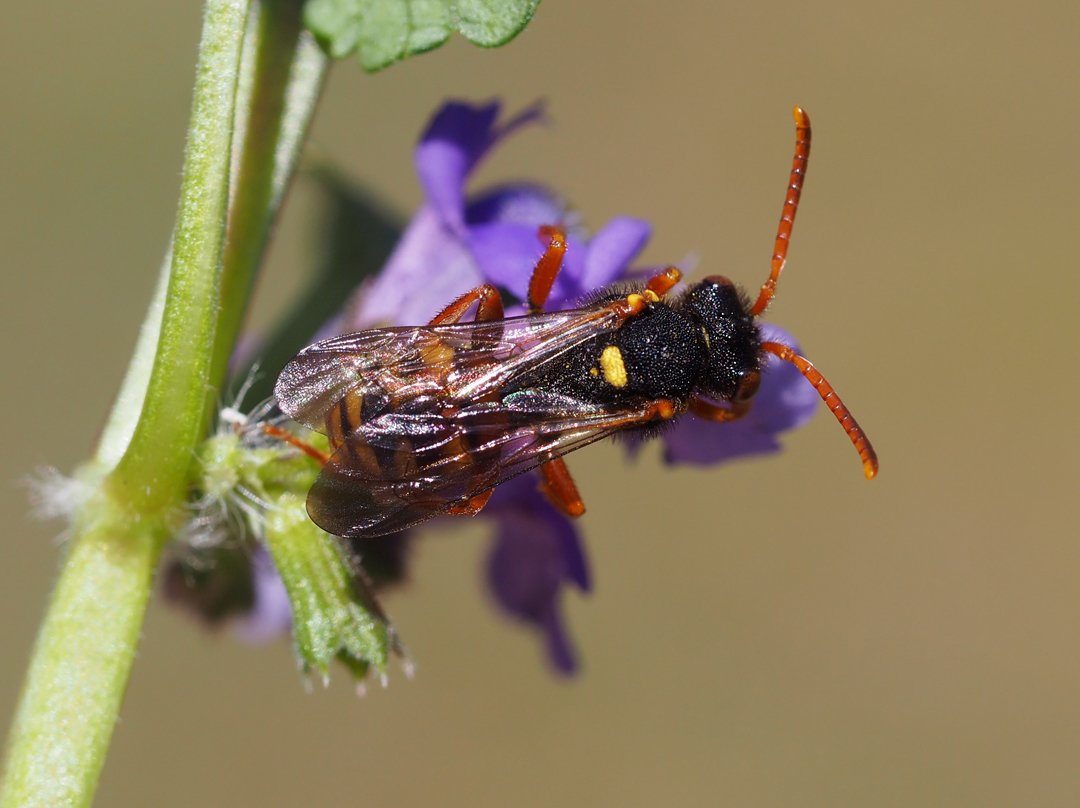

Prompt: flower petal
[540,602,579,675]
[485,476,590,673]
[579,216,652,290]
[465,183,566,229]
[416,100,546,236]
[467,222,576,304]
[351,206,483,328]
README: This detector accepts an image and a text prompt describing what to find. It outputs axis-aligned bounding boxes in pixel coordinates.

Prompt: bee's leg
[538,397,679,515]
[609,267,683,321]
[688,397,751,423]
[472,287,504,322]
[447,489,494,516]
[645,267,682,300]
[527,225,568,312]
[429,284,504,325]
[538,457,586,518]
[524,225,584,516]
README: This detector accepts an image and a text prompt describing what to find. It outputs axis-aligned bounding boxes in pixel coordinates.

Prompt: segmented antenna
[750,107,812,316]
[760,341,878,479]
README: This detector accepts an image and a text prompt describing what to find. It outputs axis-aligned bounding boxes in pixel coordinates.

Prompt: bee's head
[680,276,763,402]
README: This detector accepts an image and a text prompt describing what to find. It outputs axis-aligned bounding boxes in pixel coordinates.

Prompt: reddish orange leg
[535,400,681,517]
[430,286,507,519]
[523,226,589,515]
[688,397,750,423]
[261,423,331,465]
[539,457,586,518]
[429,283,504,325]
[609,266,684,321]
[645,266,683,300]
[541,403,680,515]
[447,489,494,516]
[751,107,812,316]
[527,225,569,312]
[428,283,506,356]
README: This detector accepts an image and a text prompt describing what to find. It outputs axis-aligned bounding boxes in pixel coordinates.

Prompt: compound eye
[734,369,761,401]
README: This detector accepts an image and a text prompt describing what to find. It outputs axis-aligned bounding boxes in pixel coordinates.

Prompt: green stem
[110,0,251,513]
[212,0,329,391]
[1,2,250,805]
[96,2,327,472]
[3,1,327,801]
[0,506,164,808]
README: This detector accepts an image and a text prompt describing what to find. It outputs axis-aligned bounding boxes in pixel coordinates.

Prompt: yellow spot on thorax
[599,345,628,388]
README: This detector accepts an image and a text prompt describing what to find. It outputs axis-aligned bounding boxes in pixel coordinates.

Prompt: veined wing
[274,305,622,433]
[307,390,674,538]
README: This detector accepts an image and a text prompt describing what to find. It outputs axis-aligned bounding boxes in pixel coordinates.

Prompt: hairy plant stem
[0,1,327,804]
[213,0,329,391]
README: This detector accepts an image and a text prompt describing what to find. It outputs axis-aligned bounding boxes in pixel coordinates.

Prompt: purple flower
[348,101,652,329]
[233,547,293,643]
[485,476,590,675]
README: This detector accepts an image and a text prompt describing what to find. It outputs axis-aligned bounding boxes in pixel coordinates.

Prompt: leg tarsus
[447,489,494,517]
[688,397,751,423]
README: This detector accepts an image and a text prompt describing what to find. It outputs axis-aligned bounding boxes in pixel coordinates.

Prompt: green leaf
[453,0,537,46]
[304,0,362,58]
[359,1,410,69]
[403,0,451,52]
[304,0,538,71]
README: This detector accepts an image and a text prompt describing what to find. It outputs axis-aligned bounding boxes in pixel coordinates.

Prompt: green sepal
[186,428,396,682]
[195,431,321,504]
[304,0,539,71]
[262,492,393,678]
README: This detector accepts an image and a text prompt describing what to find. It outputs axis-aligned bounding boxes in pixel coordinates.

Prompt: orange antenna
[261,423,330,465]
[760,341,878,480]
[750,107,812,316]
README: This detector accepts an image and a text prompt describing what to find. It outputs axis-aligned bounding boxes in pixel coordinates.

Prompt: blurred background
[3,1,1079,805]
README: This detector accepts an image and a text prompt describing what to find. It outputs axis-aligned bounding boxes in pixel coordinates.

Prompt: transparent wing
[307,391,669,538]
[274,305,621,433]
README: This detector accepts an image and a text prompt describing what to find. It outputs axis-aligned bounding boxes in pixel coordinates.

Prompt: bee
[274,108,878,540]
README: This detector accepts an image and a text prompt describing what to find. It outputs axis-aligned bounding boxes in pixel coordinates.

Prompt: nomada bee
[274,108,878,539]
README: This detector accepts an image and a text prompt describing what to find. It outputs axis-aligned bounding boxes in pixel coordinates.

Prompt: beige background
[3,1,1079,806]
